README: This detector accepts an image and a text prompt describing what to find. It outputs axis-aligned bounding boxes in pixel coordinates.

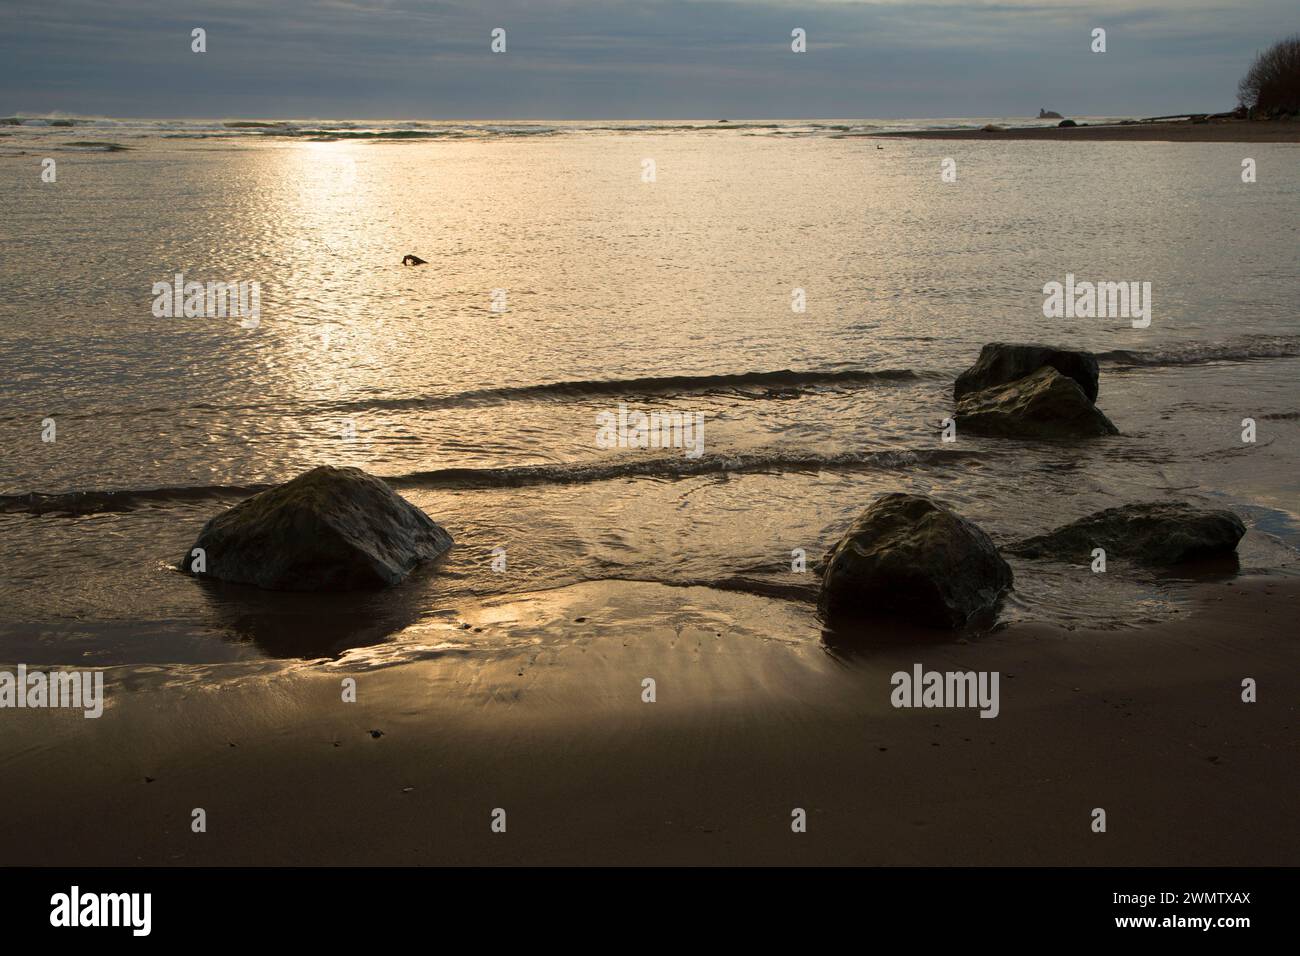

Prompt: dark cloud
[1,0,1294,118]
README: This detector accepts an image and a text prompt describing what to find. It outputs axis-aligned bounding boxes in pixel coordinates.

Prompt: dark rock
[1038,109,1063,119]
[956,366,1118,438]
[818,493,1013,628]
[1010,501,1246,565]
[181,466,452,591]
[402,254,427,266]
[954,342,1100,403]
[1058,119,1078,127]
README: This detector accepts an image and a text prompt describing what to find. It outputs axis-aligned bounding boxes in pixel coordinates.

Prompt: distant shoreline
[5,115,1298,142]
[871,118,1300,143]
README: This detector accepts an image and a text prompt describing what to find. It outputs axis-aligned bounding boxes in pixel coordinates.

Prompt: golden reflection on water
[1,133,1298,660]
[4,132,1297,494]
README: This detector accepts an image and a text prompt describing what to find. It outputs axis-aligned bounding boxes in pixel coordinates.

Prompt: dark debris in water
[62,141,132,151]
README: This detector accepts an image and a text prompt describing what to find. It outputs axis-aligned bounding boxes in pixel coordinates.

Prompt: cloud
[1,0,1295,117]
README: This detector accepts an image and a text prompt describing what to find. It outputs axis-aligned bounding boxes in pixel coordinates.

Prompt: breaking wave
[1096,336,1300,368]
[0,367,925,424]
[0,448,984,515]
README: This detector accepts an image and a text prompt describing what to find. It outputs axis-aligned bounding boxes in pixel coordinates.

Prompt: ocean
[2,117,1298,665]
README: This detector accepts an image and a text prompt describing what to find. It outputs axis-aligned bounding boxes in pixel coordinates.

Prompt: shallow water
[1,121,1298,664]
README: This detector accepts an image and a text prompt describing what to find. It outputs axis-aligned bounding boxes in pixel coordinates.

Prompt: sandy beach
[2,574,1294,866]
[872,118,1300,142]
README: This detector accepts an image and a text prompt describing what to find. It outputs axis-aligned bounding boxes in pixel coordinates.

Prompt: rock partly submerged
[955,366,1119,438]
[1010,501,1245,566]
[181,466,453,591]
[818,493,1013,629]
[954,342,1100,403]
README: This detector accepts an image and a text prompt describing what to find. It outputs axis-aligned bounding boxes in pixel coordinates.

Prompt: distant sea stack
[181,466,453,591]
[1038,108,1063,119]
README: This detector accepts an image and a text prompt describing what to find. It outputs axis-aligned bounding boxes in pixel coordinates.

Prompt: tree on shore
[1238,33,1300,115]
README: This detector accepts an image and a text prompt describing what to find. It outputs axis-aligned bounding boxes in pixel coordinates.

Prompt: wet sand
[1,575,1296,866]
[873,119,1300,143]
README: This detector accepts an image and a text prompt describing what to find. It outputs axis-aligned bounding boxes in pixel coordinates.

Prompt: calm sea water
[2,118,1298,664]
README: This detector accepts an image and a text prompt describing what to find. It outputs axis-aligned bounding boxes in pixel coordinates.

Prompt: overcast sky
[1,0,1294,119]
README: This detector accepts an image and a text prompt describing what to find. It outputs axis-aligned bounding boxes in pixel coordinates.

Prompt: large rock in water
[818,493,1013,628]
[1010,501,1246,566]
[954,342,1100,403]
[181,466,453,591]
[955,366,1118,438]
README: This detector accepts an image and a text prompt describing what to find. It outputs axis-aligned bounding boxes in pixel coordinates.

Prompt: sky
[0,0,1295,120]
